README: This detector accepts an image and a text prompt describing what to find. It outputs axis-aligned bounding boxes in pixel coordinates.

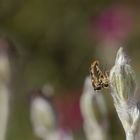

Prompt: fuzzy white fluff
[110,47,140,140]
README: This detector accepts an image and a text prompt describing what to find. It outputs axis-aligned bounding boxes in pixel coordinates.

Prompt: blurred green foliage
[0,0,115,91]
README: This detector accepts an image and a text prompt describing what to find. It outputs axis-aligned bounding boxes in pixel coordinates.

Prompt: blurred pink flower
[54,89,83,131]
[97,6,134,41]
[88,5,135,43]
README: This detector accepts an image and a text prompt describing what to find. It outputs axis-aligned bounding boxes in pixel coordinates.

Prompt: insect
[89,60,110,91]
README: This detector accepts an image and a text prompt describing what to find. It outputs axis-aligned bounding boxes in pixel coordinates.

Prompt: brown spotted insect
[89,60,110,91]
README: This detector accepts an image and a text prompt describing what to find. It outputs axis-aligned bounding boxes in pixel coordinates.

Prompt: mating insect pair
[89,60,110,91]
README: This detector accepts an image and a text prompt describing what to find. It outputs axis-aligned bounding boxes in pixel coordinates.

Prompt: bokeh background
[1,0,140,140]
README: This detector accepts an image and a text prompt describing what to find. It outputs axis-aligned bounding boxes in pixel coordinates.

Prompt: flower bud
[110,47,140,137]
[110,47,137,101]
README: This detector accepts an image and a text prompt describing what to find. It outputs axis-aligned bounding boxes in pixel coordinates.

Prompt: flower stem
[126,133,135,140]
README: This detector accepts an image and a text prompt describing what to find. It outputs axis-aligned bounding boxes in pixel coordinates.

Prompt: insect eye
[94,86,101,91]
[104,84,109,87]
[100,75,104,78]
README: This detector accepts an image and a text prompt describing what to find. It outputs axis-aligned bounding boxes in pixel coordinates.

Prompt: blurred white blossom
[30,84,74,140]
[31,96,57,139]
[80,76,109,140]
[0,45,10,140]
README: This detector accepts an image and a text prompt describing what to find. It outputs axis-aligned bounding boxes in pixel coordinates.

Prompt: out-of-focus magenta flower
[88,6,135,44]
[54,89,83,131]
[97,6,134,42]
